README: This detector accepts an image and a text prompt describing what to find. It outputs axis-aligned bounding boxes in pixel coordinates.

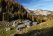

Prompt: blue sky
[16,0,53,10]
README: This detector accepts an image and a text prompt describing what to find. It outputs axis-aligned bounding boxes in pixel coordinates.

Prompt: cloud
[41,0,53,1]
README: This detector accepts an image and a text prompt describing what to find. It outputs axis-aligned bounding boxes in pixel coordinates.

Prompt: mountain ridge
[30,9,53,16]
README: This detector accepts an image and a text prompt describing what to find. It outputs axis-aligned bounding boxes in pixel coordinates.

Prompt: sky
[16,0,53,10]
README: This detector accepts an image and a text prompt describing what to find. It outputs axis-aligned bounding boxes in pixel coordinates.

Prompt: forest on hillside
[0,0,28,21]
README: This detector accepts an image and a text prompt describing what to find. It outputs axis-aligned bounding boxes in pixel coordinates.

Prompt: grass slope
[22,19,53,33]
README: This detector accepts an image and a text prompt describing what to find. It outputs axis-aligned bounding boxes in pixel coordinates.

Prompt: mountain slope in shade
[0,0,28,21]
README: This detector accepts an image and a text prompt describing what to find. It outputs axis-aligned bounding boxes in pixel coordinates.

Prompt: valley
[0,0,53,36]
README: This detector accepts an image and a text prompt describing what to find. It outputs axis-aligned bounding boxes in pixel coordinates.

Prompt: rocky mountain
[33,9,53,16]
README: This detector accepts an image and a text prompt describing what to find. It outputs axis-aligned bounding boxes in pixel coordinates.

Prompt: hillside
[18,19,53,34]
[0,0,53,36]
[0,0,28,36]
[0,0,28,21]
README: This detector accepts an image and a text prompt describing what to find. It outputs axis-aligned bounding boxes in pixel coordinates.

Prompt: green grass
[22,19,53,33]
[0,26,16,36]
